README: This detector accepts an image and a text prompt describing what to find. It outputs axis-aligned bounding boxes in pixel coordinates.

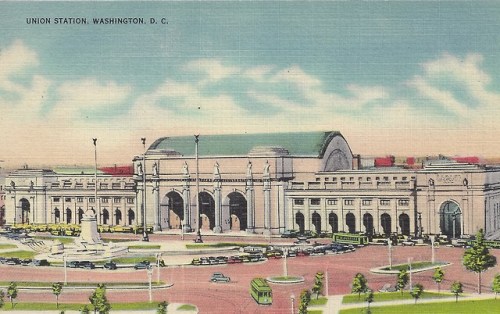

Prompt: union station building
[4,131,500,239]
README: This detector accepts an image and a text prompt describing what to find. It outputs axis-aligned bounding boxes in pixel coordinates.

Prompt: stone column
[182,162,192,232]
[152,180,161,231]
[246,161,255,233]
[213,185,222,233]
[263,161,271,235]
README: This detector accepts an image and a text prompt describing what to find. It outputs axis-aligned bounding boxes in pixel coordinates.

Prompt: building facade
[3,131,500,239]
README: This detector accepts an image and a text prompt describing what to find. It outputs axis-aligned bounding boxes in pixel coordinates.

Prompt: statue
[182,161,189,176]
[137,162,143,175]
[246,161,253,178]
[213,162,221,177]
[153,162,159,176]
[263,160,270,177]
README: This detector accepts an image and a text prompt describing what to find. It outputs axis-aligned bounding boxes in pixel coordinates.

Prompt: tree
[312,272,324,299]
[397,269,409,295]
[410,283,424,304]
[157,301,168,314]
[80,305,90,314]
[7,282,18,309]
[365,289,374,311]
[298,289,311,314]
[463,229,497,294]
[0,290,5,310]
[89,283,111,314]
[432,267,445,293]
[492,274,500,299]
[52,282,63,309]
[351,273,368,299]
[450,281,463,303]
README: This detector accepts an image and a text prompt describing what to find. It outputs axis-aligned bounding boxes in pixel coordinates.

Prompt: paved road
[1,235,500,313]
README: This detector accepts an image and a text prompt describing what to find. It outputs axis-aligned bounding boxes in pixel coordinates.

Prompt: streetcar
[332,232,369,246]
[250,278,272,305]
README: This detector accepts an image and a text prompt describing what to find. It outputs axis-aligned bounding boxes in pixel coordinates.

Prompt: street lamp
[92,138,99,224]
[141,138,149,242]
[290,293,295,314]
[194,135,203,243]
[147,265,153,302]
[63,253,67,285]
[156,253,162,284]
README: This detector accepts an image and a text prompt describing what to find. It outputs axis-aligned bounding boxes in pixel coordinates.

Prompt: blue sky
[1,1,500,166]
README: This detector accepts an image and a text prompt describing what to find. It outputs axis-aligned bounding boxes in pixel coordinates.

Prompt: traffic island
[266,276,305,284]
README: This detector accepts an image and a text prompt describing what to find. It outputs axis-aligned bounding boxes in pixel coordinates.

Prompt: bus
[250,278,272,305]
[333,232,369,246]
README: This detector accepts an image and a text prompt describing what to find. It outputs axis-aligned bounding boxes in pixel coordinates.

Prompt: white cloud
[184,59,240,85]
[0,40,39,94]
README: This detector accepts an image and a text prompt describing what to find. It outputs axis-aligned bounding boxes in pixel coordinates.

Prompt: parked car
[80,261,95,269]
[21,258,32,266]
[281,230,298,238]
[32,259,50,266]
[134,260,151,270]
[210,272,230,283]
[5,258,21,265]
[103,261,117,270]
[67,261,80,268]
[401,240,416,246]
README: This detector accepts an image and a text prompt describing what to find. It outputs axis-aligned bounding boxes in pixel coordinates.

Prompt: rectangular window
[362,199,372,206]
[75,183,83,189]
[87,182,95,189]
[127,197,135,204]
[327,199,337,205]
[294,199,304,206]
[100,183,108,189]
[101,197,109,203]
[344,199,354,206]
[89,197,95,203]
[64,197,71,203]
[112,183,121,189]
[332,177,337,182]
[310,198,320,206]
[380,199,390,206]
[114,197,121,203]
[366,177,372,181]
[53,197,60,202]
[77,197,84,203]
[398,199,410,206]
[63,181,72,188]
[402,177,407,181]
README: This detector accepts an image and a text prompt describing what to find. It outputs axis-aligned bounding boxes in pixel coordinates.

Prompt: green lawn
[128,244,161,250]
[307,310,323,314]
[340,298,500,314]
[381,261,446,271]
[0,244,18,250]
[0,250,37,259]
[111,256,157,264]
[309,297,328,306]
[0,301,163,311]
[32,236,74,245]
[0,281,165,288]
[185,242,268,249]
[177,304,197,311]
[343,291,453,304]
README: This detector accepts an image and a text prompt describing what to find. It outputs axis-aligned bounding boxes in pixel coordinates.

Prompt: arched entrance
[399,213,410,236]
[227,192,247,231]
[329,212,338,233]
[102,209,109,225]
[66,208,72,224]
[19,198,30,224]
[312,212,321,234]
[115,209,122,225]
[363,213,374,236]
[77,208,84,224]
[164,191,184,229]
[199,192,215,230]
[128,209,135,225]
[295,212,305,233]
[381,213,391,235]
[346,213,356,233]
[54,208,60,223]
[440,201,461,238]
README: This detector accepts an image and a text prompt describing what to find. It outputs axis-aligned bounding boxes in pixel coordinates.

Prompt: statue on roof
[246,161,253,179]
[182,161,189,176]
[137,162,143,176]
[213,162,221,178]
[152,162,159,177]
[263,160,270,177]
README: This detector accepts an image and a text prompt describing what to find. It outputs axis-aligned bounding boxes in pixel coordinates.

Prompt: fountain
[48,209,128,261]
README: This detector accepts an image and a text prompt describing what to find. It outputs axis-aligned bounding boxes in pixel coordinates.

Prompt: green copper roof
[53,167,104,175]
[148,131,342,157]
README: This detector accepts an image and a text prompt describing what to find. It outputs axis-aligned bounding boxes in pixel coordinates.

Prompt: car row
[0,257,50,266]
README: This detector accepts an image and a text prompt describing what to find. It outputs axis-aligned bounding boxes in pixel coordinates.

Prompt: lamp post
[408,257,413,290]
[388,237,393,270]
[156,253,162,284]
[63,253,67,285]
[194,135,203,243]
[290,293,295,314]
[147,265,153,302]
[141,138,149,242]
[92,138,99,223]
